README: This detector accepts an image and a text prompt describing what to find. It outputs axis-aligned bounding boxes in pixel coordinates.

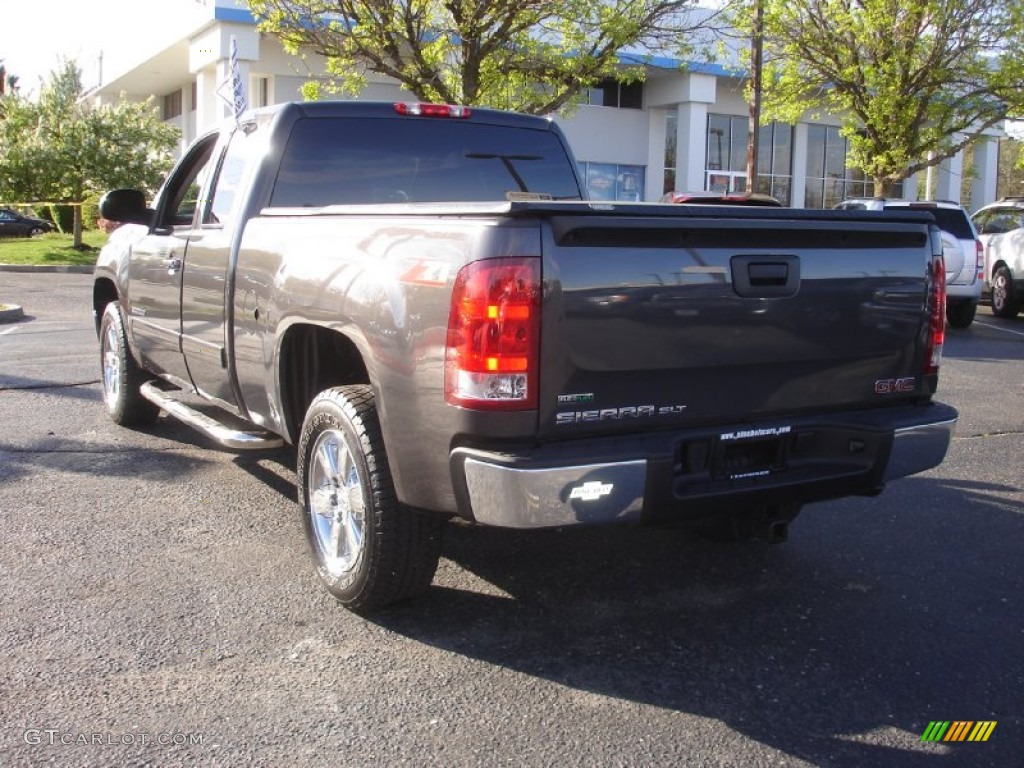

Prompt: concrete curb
[0,264,94,274]
[0,304,25,323]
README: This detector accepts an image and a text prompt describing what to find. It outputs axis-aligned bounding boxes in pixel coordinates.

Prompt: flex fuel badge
[568,481,614,501]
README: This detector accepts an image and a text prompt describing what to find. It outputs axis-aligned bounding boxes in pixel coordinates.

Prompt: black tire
[99,302,160,426]
[297,385,443,612]
[28,226,45,237]
[991,266,1021,318]
[945,300,977,329]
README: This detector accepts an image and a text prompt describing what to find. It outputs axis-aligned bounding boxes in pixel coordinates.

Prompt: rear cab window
[269,117,582,207]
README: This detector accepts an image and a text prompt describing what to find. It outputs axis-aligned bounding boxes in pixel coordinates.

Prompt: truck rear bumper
[451,403,957,529]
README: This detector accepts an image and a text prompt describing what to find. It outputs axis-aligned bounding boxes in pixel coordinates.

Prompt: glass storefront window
[804,124,902,207]
[705,114,792,204]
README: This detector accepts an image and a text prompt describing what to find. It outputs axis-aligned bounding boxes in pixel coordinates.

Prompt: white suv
[971,198,1024,318]
[835,199,984,328]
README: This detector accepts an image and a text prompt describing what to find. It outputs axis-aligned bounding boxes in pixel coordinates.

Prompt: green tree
[736,0,1024,196]
[246,0,710,114]
[0,59,19,95]
[0,60,179,247]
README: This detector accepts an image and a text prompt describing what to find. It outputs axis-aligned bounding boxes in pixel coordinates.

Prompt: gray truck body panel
[94,101,956,526]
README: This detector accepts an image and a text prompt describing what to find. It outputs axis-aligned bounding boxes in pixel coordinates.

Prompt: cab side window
[204,123,263,228]
[157,134,219,228]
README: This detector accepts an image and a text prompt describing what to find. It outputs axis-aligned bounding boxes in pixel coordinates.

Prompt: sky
[0,0,171,94]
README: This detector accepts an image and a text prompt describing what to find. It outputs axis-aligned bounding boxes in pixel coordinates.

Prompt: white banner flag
[217,35,247,120]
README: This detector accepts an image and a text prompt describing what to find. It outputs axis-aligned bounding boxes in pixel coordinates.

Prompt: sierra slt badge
[556,404,687,425]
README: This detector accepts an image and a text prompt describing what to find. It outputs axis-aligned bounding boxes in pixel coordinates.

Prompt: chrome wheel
[308,428,366,578]
[297,385,443,611]
[102,321,122,410]
[991,266,1020,318]
[98,302,159,426]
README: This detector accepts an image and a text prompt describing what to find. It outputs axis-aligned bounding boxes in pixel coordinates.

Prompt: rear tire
[945,300,977,329]
[991,266,1021,318]
[99,302,160,426]
[297,385,443,612]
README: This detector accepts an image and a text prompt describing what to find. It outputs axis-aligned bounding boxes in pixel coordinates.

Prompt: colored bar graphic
[945,721,972,741]
[921,721,950,742]
[921,720,996,742]
[968,722,997,742]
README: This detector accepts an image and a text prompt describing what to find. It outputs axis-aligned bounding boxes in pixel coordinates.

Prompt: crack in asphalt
[955,430,1024,440]
[0,380,101,392]
[0,445,184,455]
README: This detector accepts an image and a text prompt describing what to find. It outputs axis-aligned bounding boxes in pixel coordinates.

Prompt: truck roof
[247,99,558,131]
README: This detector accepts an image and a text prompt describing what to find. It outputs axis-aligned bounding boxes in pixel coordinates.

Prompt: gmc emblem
[875,377,916,394]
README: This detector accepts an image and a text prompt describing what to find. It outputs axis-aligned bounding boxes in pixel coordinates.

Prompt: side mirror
[99,189,153,226]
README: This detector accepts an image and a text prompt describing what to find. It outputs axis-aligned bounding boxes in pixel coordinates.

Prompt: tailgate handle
[731,255,800,298]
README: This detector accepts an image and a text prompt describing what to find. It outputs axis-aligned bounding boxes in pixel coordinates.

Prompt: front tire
[991,266,1021,318]
[99,302,160,426]
[945,300,977,329]
[297,385,443,612]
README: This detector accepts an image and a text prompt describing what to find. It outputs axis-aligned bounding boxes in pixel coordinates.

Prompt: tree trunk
[73,203,83,249]
[873,178,895,198]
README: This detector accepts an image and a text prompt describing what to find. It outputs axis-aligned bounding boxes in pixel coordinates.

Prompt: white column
[677,101,709,192]
[790,122,808,208]
[194,67,221,136]
[646,108,668,201]
[970,137,999,211]
[934,141,965,202]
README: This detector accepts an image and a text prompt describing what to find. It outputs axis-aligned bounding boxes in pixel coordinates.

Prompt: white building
[88,0,1000,209]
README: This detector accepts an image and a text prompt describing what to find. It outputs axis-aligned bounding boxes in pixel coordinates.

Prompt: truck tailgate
[537,207,936,439]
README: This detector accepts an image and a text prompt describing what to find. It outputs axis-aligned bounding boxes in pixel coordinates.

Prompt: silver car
[835,198,984,328]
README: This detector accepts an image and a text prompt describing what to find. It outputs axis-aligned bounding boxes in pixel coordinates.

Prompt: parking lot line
[974,320,1024,338]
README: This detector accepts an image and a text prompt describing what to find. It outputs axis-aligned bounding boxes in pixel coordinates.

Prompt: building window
[706,114,749,193]
[804,124,901,207]
[579,162,645,201]
[586,78,643,109]
[162,89,183,120]
[754,122,793,205]
[251,76,270,108]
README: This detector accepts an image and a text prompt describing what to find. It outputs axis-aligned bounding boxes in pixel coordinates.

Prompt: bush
[82,195,101,231]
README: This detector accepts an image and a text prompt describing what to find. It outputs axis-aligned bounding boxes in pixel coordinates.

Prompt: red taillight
[394,102,472,118]
[445,258,540,410]
[975,240,984,281]
[925,251,946,376]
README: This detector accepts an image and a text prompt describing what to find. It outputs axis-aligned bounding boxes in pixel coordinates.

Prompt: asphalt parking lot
[0,272,1021,767]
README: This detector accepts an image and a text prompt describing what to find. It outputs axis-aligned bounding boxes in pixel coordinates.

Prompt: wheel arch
[277,323,372,445]
[93,278,119,336]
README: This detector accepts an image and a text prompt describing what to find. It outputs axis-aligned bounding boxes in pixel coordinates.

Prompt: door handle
[164,257,182,275]
[731,255,801,298]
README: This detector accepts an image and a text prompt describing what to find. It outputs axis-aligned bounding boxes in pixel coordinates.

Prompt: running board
[140,382,284,450]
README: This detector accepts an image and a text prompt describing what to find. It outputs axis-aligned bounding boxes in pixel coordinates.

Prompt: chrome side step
[140,382,284,450]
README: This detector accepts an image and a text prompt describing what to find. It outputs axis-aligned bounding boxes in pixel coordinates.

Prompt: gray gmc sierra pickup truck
[94,100,957,612]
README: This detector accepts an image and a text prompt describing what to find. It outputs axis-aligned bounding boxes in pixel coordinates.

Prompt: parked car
[834,199,984,328]
[970,197,1024,318]
[662,191,783,206]
[0,208,56,237]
